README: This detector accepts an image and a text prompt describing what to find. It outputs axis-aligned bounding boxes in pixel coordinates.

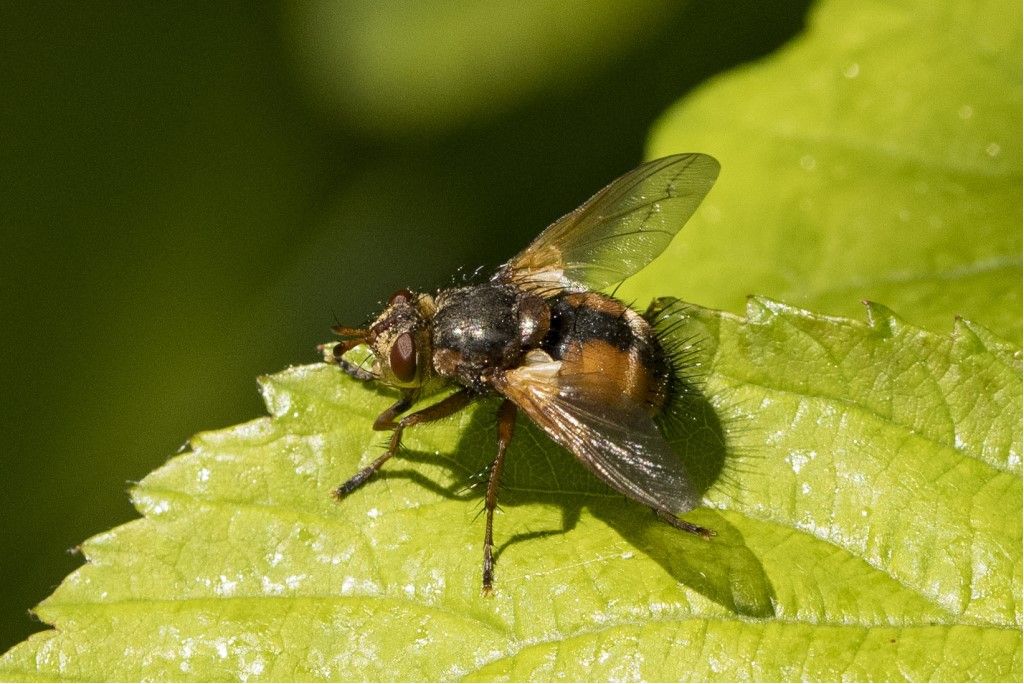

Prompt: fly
[323,154,721,593]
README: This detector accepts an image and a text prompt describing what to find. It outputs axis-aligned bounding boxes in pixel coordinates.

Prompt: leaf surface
[1,300,1019,681]
[620,0,1022,341]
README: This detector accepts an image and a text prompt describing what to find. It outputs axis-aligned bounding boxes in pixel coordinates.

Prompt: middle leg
[482,399,517,594]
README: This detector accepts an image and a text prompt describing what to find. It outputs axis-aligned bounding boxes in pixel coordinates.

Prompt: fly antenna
[331,325,368,338]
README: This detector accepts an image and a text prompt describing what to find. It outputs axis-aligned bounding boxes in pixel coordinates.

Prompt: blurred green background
[0,1,813,651]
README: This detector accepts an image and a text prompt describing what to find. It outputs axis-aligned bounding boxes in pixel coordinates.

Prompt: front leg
[332,389,475,499]
[339,359,377,383]
[318,340,377,383]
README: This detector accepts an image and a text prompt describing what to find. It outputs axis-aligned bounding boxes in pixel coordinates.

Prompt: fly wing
[495,154,719,295]
[494,352,700,513]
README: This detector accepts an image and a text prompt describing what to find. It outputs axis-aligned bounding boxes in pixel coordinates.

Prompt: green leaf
[620,0,1022,341]
[2,298,1019,681]
[4,0,1020,679]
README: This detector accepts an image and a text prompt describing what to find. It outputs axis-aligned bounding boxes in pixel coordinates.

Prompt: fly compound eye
[388,289,413,306]
[389,332,417,383]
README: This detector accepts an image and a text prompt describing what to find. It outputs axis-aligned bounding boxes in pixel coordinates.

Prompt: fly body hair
[646,297,764,502]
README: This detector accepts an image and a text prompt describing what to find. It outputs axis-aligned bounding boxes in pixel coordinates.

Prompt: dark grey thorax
[430,284,547,391]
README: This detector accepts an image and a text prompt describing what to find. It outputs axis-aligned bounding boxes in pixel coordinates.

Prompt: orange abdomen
[541,292,670,415]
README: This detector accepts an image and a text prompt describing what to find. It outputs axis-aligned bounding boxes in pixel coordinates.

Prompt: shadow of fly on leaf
[317,153,773,611]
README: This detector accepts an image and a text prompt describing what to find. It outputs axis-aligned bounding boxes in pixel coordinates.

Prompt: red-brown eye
[389,332,417,383]
[388,289,413,306]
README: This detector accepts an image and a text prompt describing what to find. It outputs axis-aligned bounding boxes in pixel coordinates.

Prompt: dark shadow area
[374,370,775,617]
[591,502,775,617]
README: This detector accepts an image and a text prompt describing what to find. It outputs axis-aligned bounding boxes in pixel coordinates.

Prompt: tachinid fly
[324,154,721,593]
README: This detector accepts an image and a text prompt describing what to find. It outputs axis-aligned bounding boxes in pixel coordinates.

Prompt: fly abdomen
[542,292,671,414]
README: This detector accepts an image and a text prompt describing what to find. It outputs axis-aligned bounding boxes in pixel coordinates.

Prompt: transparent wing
[496,153,719,294]
[495,353,700,513]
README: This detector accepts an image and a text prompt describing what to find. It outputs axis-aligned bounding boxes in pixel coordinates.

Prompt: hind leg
[655,509,714,539]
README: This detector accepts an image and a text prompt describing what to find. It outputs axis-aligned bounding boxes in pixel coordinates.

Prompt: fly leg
[482,399,517,595]
[338,359,376,382]
[655,509,715,539]
[332,389,475,499]
[318,339,376,382]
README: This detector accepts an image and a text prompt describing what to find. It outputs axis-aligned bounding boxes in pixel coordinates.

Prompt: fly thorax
[430,285,549,389]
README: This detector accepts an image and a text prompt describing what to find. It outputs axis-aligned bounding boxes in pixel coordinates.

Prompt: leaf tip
[952,316,983,345]
[745,295,783,323]
[258,374,294,418]
[953,316,1022,360]
[862,300,901,336]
